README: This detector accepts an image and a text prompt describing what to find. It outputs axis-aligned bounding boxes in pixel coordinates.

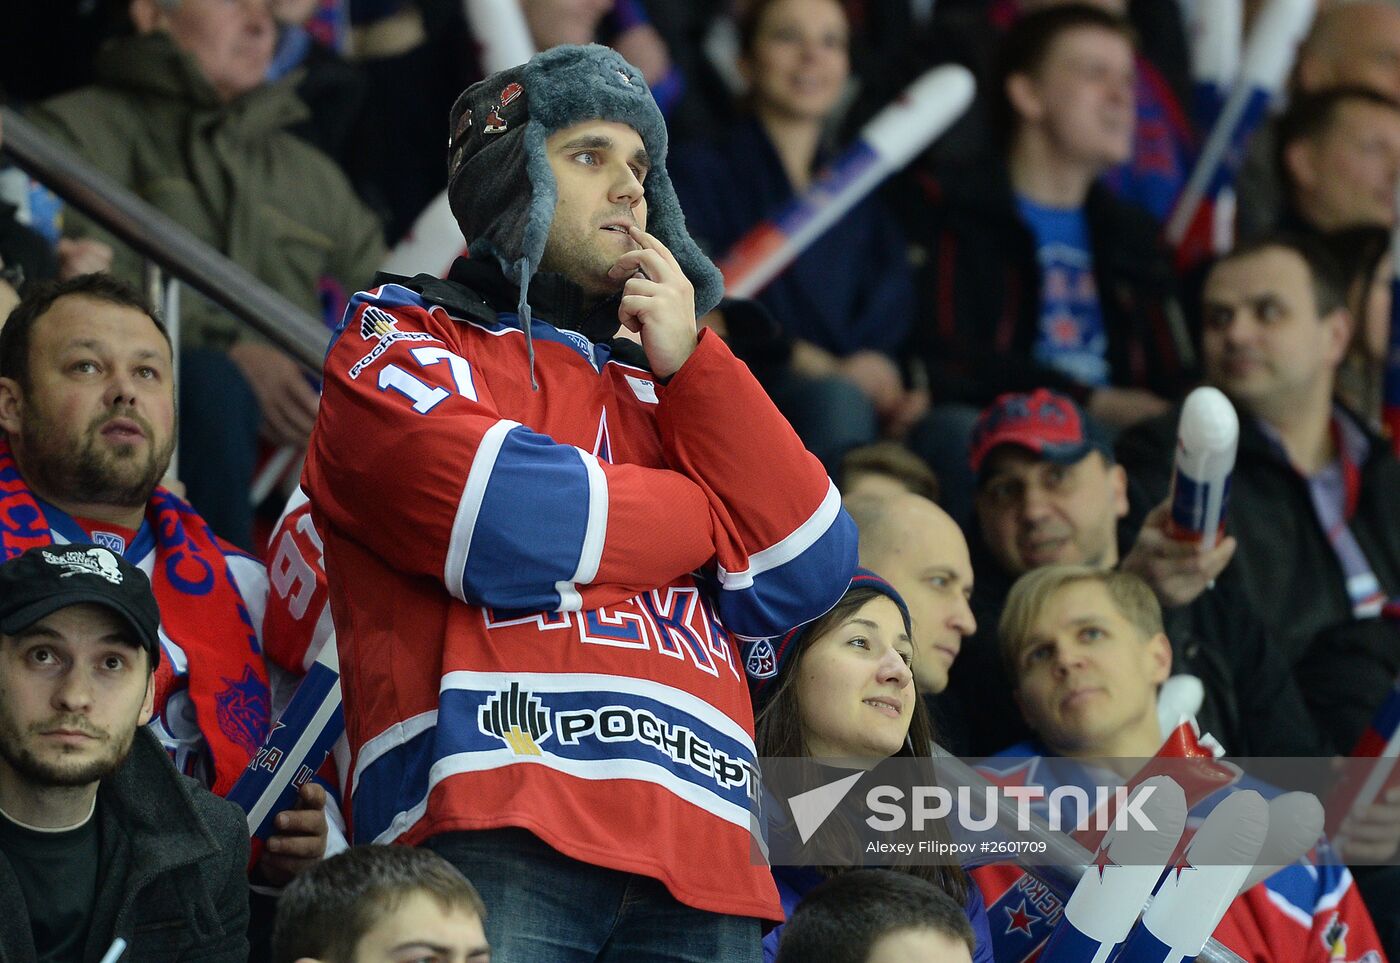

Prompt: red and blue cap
[969,388,1104,476]
[745,568,911,710]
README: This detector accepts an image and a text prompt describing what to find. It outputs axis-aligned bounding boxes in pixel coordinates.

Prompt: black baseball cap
[0,545,161,668]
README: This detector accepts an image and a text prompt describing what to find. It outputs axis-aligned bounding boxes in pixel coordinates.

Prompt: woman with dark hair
[750,569,993,962]
[669,0,923,475]
[1319,224,1392,426]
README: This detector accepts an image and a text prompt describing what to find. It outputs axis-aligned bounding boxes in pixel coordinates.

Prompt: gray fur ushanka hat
[446,44,724,320]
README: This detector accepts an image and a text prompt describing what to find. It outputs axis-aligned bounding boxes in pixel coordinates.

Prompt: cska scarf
[0,438,269,796]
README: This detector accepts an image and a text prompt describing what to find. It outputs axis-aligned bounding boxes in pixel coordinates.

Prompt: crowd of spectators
[1,0,1400,961]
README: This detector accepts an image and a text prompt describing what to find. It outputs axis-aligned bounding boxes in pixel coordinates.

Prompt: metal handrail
[0,107,327,372]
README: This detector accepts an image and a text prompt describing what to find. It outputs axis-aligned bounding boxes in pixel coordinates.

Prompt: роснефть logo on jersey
[480,682,551,755]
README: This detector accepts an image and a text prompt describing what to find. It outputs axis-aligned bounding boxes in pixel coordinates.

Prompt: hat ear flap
[642,166,725,316]
[519,120,558,280]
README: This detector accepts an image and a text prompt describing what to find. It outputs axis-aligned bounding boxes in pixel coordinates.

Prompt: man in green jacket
[0,544,250,961]
[27,0,386,547]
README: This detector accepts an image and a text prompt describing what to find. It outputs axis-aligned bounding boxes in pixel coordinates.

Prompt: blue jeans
[426,828,763,963]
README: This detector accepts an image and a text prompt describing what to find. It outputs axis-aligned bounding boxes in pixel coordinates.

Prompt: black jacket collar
[446,257,627,345]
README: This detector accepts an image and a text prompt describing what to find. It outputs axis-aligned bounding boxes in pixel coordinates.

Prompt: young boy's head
[775,869,975,963]
[999,565,1171,759]
[272,846,490,963]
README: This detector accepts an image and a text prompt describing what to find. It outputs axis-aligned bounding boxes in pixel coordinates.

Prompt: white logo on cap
[745,638,778,679]
[42,548,123,585]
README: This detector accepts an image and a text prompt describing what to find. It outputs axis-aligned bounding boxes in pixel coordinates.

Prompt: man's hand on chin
[611,226,697,379]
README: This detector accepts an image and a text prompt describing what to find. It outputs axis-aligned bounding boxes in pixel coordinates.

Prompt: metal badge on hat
[453,109,472,144]
[484,82,524,135]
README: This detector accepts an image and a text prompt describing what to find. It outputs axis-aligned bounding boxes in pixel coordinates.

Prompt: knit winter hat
[446,44,723,336]
[745,568,913,711]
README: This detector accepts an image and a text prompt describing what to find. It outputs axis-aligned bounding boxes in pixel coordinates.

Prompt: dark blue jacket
[670,118,915,360]
[900,159,1193,406]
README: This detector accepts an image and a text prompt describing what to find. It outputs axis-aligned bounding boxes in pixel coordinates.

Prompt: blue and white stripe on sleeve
[444,420,609,612]
[715,481,858,640]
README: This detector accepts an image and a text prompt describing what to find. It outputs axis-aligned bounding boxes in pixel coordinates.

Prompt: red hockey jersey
[304,281,857,920]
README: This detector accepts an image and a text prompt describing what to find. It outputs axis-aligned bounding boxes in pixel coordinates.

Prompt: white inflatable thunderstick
[1116,790,1270,963]
[1166,0,1316,248]
[721,65,975,299]
[1039,777,1188,963]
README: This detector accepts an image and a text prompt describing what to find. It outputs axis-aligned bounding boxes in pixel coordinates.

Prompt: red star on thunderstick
[1091,843,1117,880]
[1004,899,1039,937]
[1049,314,1080,345]
[1172,850,1196,882]
[977,758,1037,789]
